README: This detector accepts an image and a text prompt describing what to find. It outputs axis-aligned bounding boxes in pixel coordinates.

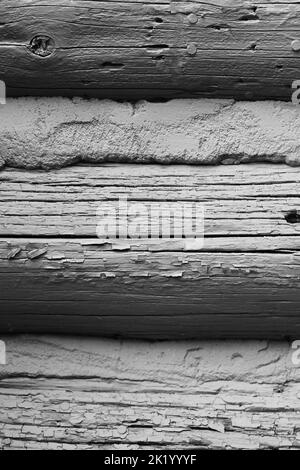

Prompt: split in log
[1,163,300,339]
[1,1,300,100]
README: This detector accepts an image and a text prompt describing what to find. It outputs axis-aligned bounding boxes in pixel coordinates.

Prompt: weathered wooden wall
[1,0,300,100]
[1,164,300,339]
[0,336,299,450]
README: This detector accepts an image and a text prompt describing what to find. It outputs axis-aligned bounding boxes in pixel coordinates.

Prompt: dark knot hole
[285,210,300,224]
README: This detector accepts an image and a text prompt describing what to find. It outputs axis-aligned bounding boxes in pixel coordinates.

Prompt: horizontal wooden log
[1,163,300,238]
[1,163,300,339]
[1,1,300,100]
[0,336,299,450]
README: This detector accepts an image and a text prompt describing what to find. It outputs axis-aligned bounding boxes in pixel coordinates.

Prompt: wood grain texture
[1,0,300,100]
[1,163,300,339]
[0,336,299,450]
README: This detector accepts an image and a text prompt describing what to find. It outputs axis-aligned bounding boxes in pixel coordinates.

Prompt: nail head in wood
[291,40,300,52]
[187,43,197,56]
[187,13,198,25]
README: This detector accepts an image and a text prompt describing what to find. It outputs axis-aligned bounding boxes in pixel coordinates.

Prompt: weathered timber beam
[1,1,300,100]
[1,163,300,339]
[1,99,300,168]
[1,164,300,238]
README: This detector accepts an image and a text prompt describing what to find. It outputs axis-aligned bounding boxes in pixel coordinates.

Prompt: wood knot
[285,209,300,224]
[29,35,55,57]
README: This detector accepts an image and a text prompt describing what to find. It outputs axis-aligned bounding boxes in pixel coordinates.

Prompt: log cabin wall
[1,0,300,451]
[1,99,300,450]
[0,99,300,339]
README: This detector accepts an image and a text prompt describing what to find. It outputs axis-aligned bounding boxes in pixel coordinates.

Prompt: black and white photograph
[0,0,299,454]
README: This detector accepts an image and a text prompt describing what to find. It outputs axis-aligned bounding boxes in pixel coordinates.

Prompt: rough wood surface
[1,99,300,169]
[1,0,300,100]
[0,336,299,450]
[1,163,300,339]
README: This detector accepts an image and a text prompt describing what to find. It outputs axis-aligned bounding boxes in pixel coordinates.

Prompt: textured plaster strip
[0,98,300,169]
